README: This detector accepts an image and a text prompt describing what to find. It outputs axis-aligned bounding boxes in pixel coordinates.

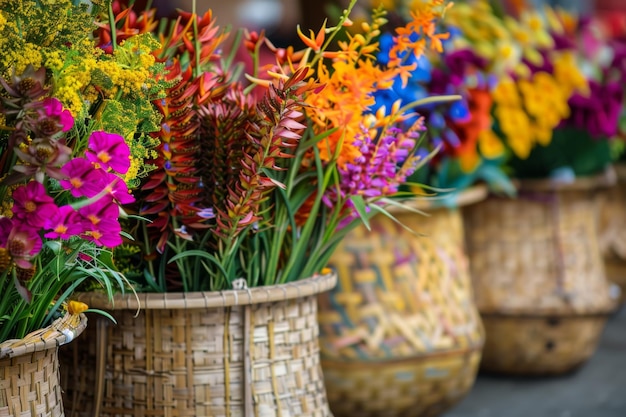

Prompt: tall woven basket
[318,187,486,417]
[598,163,626,304]
[60,272,336,417]
[462,171,618,375]
[0,313,87,417]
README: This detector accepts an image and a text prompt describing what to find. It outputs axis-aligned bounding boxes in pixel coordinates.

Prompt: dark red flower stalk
[140,62,204,252]
[199,68,313,239]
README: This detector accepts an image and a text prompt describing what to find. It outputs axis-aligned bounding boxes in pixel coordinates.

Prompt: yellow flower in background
[492,76,521,107]
[553,52,589,97]
[530,122,553,146]
[478,129,505,159]
[494,39,523,73]
[518,78,548,118]
[508,133,534,159]
[496,106,531,138]
[519,10,554,49]
[532,72,570,119]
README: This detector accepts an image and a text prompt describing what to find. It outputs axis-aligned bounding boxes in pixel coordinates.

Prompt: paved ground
[444,306,626,417]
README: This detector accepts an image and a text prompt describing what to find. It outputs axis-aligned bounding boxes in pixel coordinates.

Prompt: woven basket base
[62,296,332,417]
[0,347,64,417]
[479,314,608,375]
[322,348,482,417]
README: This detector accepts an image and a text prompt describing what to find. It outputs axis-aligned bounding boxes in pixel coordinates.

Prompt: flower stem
[192,0,201,78]
[108,0,117,52]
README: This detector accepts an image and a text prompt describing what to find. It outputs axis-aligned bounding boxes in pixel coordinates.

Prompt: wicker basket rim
[390,184,488,213]
[514,166,616,192]
[0,313,87,359]
[321,342,484,368]
[75,271,338,310]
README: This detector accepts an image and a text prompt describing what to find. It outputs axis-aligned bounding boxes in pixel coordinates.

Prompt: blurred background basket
[60,273,336,417]
[0,313,87,417]
[462,171,618,375]
[318,186,486,417]
[598,163,626,304]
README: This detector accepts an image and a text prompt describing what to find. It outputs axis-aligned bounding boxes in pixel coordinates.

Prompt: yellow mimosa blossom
[8,44,43,75]
[44,50,65,72]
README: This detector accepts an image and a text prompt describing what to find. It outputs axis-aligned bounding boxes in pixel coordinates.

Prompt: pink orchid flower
[44,205,85,239]
[11,181,59,228]
[86,131,131,174]
[60,157,108,198]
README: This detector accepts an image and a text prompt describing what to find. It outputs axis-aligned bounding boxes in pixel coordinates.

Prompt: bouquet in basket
[442,0,621,180]
[102,0,456,292]
[0,0,169,342]
[346,0,514,198]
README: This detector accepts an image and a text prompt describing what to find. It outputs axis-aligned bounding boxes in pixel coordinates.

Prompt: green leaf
[348,195,370,231]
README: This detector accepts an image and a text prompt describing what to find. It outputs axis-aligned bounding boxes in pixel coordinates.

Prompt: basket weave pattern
[318,202,484,417]
[462,178,616,374]
[62,273,336,417]
[463,190,614,315]
[0,348,63,417]
[322,349,482,417]
[479,315,607,374]
[0,314,87,417]
[598,164,626,303]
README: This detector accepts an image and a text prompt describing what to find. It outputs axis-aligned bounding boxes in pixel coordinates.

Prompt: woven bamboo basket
[462,170,619,375]
[60,272,336,417]
[318,187,486,417]
[598,163,626,304]
[0,313,87,417]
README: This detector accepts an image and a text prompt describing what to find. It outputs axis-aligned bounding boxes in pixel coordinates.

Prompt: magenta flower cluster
[323,126,418,227]
[0,97,133,271]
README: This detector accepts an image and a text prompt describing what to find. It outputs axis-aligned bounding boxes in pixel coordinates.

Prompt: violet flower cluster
[323,125,419,228]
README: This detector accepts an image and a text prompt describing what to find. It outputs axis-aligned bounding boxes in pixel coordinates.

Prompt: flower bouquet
[449,0,621,375]
[93,0,460,293]
[441,0,618,180]
[59,0,462,415]
[0,0,169,414]
[363,0,514,200]
[311,4,492,416]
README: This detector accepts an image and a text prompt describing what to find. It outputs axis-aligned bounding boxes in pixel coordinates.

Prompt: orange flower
[297,21,326,52]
